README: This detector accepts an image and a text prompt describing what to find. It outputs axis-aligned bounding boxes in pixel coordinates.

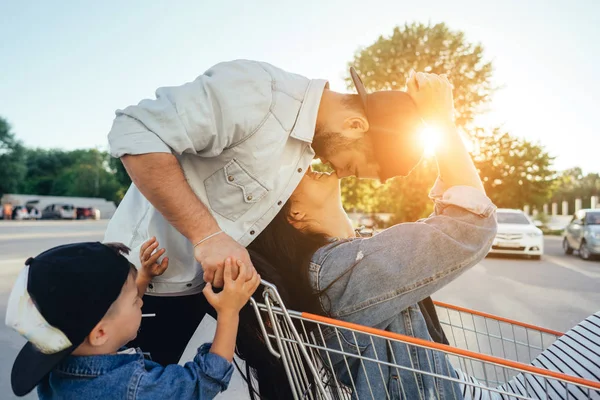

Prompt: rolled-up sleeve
[314,178,497,328]
[108,60,273,158]
[136,343,234,399]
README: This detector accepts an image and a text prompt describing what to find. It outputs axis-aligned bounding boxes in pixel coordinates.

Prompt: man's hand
[194,232,256,288]
[203,258,261,315]
[406,70,455,126]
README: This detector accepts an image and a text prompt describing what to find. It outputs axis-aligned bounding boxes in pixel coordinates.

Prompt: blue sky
[1,0,598,172]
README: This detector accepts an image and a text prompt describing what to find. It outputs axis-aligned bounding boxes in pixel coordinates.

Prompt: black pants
[129,292,216,365]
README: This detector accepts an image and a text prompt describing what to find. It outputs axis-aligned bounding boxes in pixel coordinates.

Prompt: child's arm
[138,237,169,296]
[203,257,260,362]
[136,345,234,399]
[134,258,259,400]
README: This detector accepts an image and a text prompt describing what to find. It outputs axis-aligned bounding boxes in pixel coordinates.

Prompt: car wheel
[579,241,591,261]
[563,238,574,255]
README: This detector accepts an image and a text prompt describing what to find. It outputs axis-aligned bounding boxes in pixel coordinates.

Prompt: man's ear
[88,321,110,347]
[343,115,369,134]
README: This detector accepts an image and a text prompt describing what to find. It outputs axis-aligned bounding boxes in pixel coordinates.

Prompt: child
[6,239,260,399]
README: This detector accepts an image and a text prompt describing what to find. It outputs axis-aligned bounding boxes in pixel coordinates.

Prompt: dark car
[563,209,600,260]
[41,204,76,220]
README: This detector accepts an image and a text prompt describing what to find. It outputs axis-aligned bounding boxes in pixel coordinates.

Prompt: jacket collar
[53,348,144,377]
[289,79,328,143]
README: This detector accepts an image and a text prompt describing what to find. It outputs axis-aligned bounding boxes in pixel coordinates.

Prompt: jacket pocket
[204,159,269,221]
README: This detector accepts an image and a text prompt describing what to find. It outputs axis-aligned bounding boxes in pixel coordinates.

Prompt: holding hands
[203,257,261,316]
[406,70,455,126]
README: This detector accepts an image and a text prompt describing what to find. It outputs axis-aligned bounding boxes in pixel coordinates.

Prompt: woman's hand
[406,71,455,126]
[203,257,261,316]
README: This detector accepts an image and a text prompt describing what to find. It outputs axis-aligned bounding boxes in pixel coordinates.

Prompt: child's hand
[139,237,169,280]
[203,257,260,315]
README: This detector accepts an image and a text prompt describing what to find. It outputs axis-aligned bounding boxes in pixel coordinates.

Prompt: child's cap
[5,242,131,396]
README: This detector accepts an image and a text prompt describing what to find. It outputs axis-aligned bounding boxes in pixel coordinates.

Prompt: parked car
[490,209,544,259]
[41,204,76,220]
[28,206,41,220]
[12,206,30,220]
[563,209,600,261]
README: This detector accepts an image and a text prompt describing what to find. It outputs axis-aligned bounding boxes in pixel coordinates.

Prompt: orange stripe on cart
[432,301,565,337]
[301,312,600,391]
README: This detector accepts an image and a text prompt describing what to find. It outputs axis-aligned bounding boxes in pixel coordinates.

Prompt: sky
[1,0,599,173]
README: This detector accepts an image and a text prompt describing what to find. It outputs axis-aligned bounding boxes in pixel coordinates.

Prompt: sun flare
[419,125,442,157]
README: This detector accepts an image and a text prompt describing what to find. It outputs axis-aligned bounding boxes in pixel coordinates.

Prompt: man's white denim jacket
[104,60,328,295]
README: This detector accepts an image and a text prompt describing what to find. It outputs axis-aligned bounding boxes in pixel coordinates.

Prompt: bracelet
[193,230,224,249]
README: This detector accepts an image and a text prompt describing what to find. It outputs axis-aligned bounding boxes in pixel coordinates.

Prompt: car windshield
[496,212,531,225]
[585,212,600,225]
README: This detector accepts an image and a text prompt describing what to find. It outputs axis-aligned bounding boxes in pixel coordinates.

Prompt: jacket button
[297,168,303,173]
[250,230,255,235]
[277,201,282,206]
[247,195,253,201]
[148,284,153,289]
[227,175,234,182]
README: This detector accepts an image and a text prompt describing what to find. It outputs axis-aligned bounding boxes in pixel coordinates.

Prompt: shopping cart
[249,280,600,400]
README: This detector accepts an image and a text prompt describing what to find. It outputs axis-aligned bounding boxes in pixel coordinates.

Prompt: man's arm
[109,61,274,285]
[122,153,253,286]
[122,153,219,245]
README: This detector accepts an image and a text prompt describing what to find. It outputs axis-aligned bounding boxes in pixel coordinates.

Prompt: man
[104,59,424,365]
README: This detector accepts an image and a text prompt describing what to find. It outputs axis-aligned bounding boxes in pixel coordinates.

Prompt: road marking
[544,255,600,279]
[0,230,106,241]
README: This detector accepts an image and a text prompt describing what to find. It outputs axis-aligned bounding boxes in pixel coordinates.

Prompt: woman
[237,73,599,399]
[234,72,491,399]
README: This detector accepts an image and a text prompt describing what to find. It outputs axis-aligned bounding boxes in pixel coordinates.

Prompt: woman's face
[288,168,355,238]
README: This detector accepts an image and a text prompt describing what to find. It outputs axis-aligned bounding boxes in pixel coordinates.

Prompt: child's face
[105,272,143,347]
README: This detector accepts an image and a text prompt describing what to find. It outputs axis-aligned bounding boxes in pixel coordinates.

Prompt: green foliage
[473,128,556,209]
[342,22,496,219]
[0,118,27,196]
[13,142,128,204]
[551,168,600,210]
[347,22,494,129]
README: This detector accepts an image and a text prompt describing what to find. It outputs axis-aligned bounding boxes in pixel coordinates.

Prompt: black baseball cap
[6,242,131,396]
[349,67,425,181]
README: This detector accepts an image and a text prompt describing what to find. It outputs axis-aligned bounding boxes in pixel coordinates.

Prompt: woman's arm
[312,72,496,328]
[407,71,484,192]
[314,186,496,328]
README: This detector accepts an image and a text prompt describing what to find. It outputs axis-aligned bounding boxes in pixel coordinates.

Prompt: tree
[473,128,556,209]
[347,22,494,129]
[21,148,126,203]
[21,149,77,195]
[0,117,26,196]
[551,168,600,210]
[343,22,495,220]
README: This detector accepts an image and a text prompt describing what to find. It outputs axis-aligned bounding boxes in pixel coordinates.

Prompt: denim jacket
[37,344,233,400]
[309,179,497,399]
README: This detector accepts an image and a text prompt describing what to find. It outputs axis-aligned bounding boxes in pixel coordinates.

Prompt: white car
[490,209,544,259]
